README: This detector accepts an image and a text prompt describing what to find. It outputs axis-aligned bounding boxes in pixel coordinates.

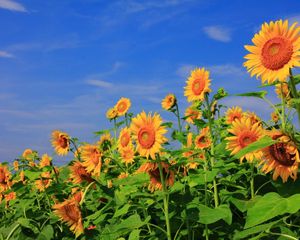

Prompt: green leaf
[245,192,286,229]
[233,220,279,239]
[198,204,232,225]
[286,194,300,214]
[114,173,148,186]
[128,229,141,240]
[235,136,276,159]
[113,204,131,218]
[188,170,218,187]
[24,170,41,180]
[233,91,267,99]
[37,225,54,240]
[230,196,262,213]
[161,122,173,128]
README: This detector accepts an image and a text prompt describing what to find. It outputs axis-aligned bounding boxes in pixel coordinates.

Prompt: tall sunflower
[225,106,243,124]
[35,172,52,192]
[51,130,70,156]
[131,111,167,159]
[226,117,264,162]
[69,161,93,184]
[53,195,84,237]
[259,130,300,182]
[81,144,102,177]
[120,145,135,165]
[106,107,118,120]
[161,94,176,111]
[118,127,132,150]
[115,97,131,116]
[40,154,52,168]
[184,68,211,102]
[244,20,300,84]
[185,106,202,124]
[97,133,113,151]
[0,165,11,193]
[22,149,34,160]
[137,162,174,192]
[195,127,211,149]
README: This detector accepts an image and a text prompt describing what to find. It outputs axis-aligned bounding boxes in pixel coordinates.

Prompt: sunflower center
[59,136,68,148]
[121,134,130,147]
[261,37,293,70]
[269,142,295,166]
[238,133,257,148]
[117,102,126,112]
[192,79,205,95]
[91,150,101,165]
[64,204,80,222]
[149,167,168,183]
[138,127,155,149]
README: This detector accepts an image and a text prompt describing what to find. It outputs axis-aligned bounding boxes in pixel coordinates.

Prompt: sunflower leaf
[234,136,276,159]
[233,91,267,99]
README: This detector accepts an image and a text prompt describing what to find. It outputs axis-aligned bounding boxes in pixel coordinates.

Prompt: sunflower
[259,130,300,182]
[137,162,175,192]
[131,111,167,159]
[22,149,34,160]
[69,161,93,184]
[53,196,84,237]
[185,106,202,124]
[13,161,19,171]
[271,112,279,123]
[0,165,11,193]
[195,127,211,149]
[97,133,113,151]
[275,82,291,100]
[40,154,52,168]
[51,130,70,156]
[161,94,177,111]
[244,111,261,125]
[81,144,102,177]
[184,68,211,102]
[115,97,131,116]
[226,117,264,162]
[118,127,132,150]
[120,146,135,165]
[225,106,243,124]
[118,172,129,179]
[35,172,52,192]
[244,20,300,84]
[106,107,118,120]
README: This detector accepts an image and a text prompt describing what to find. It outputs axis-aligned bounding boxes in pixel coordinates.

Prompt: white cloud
[176,64,196,78]
[0,50,14,58]
[86,79,114,88]
[203,26,231,42]
[209,64,245,76]
[0,0,27,12]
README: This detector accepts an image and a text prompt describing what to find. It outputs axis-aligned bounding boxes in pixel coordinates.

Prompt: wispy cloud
[203,26,231,42]
[209,64,245,76]
[176,64,195,78]
[86,79,113,88]
[0,0,27,12]
[0,50,14,58]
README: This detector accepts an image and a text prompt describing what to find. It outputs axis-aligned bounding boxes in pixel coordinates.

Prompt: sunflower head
[22,149,35,160]
[225,106,243,124]
[115,97,131,116]
[131,111,167,159]
[118,127,132,150]
[184,68,211,102]
[271,112,279,123]
[0,165,11,193]
[13,161,19,171]
[81,144,102,177]
[185,106,202,124]
[51,130,70,156]
[35,172,52,192]
[244,20,300,84]
[226,117,264,162]
[275,82,291,100]
[161,94,177,111]
[69,161,93,184]
[97,133,113,151]
[195,127,211,149]
[106,107,118,120]
[120,145,135,166]
[40,154,52,168]
[260,130,300,182]
[244,111,261,125]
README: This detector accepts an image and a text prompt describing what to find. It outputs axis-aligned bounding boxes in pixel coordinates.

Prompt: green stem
[175,103,182,133]
[113,118,117,139]
[280,83,286,131]
[205,94,219,208]
[204,163,209,239]
[250,164,255,199]
[289,68,300,126]
[125,113,129,127]
[79,182,95,206]
[158,161,172,240]
[6,224,20,240]
[266,230,298,240]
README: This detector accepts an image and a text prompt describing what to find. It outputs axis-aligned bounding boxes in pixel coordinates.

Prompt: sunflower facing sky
[225,106,244,125]
[131,111,167,159]
[161,94,176,111]
[51,130,70,156]
[115,97,131,116]
[184,68,211,102]
[244,20,300,84]
[259,130,300,182]
[226,117,264,163]
[185,105,202,124]
[81,144,102,177]
[117,127,132,150]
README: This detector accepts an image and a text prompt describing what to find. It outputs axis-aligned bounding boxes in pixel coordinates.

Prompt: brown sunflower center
[91,150,101,165]
[117,102,127,112]
[269,142,295,166]
[59,136,69,148]
[239,132,258,148]
[120,134,130,147]
[192,79,205,95]
[64,204,80,222]
[138,127,155,149]
[261,37,293,70]
[149,167,168,183]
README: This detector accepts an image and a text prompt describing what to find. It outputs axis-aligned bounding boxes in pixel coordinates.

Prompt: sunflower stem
[125,113,129,127]
[280,83,286,131]
[205,94,219,208]
[79,182,95,206]
[289,68,300,127]
[158,161,172,240]
[113,118,117,139]
[175,103,182,133]
[250,163,255,199]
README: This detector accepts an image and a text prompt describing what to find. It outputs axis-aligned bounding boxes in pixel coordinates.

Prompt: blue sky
[1,0,300,164]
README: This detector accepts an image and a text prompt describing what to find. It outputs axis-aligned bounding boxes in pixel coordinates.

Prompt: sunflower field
[2,19,300,240]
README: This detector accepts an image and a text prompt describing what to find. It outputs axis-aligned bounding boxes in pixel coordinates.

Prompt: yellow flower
[271,112,279,123]
[137,162,175,192]
[40,154,52,168]
[275,82,291,100]
[81,145,102,177]
[184,68,211,102]
[115,97,131,116]
[244,20,300,84]
[131,111,167,159]
[118,127,132,150]
[120,145,135,166]
[22,149,33,160]
[244,111,261,125]
[195,127,211,149]
[51,130,70,156]
[97,133,113,151]
[226,117,264,163]
[0,165,11,193]
[161,94,176,110]
[35,172,52,192]
[69,161,93,184]
[185,106,202,124]
[13,161,19,171]
[106,107,118,120]
[225,106,243,124]
[259,130,300,182]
